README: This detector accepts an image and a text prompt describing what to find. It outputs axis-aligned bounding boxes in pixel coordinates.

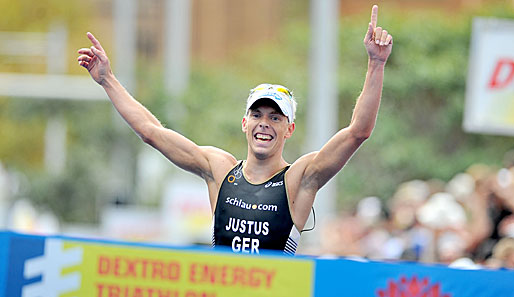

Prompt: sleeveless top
[212,161,301,255]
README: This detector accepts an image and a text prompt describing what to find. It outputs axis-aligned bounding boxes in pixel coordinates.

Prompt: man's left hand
[364,5,393,63]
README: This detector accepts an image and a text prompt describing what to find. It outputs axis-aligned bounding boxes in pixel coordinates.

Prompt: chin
[251,147,269,160]
[254,152,270,160]
[252,144,280,160]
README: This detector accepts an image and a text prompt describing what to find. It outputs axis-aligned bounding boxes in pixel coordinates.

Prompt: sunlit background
[1,0,514,268]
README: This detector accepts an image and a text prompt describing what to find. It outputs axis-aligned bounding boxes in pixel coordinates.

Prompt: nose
[259,121,270,129]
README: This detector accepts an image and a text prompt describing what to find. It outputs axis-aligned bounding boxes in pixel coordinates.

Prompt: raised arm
[296,5,393,191]
[77,33,235,182]
[350,5,392,136]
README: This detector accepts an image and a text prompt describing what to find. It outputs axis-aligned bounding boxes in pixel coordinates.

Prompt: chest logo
[264,181,284,188]
[227,167,243,184]
[225,197,278,212]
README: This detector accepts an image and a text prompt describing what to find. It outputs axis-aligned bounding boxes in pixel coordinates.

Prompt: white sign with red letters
[464,18,514,136]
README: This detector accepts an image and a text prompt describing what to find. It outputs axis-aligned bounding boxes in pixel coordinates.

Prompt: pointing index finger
[371,5,378,28]
[87,32,105,53]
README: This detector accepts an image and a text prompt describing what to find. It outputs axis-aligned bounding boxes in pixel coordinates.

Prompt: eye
[251,112,261,119]
[271,115,281,122]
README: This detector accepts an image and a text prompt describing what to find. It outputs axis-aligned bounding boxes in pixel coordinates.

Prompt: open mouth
[254,133,274,142]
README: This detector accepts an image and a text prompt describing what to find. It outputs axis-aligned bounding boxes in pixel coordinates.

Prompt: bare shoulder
[199,146,238,182]
[200,145,236,158]
[287,152,318,185]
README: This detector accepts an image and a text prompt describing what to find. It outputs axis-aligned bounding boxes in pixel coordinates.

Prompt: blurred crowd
[321,152,514,270]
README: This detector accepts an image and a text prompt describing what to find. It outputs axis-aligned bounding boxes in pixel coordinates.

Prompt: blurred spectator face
[467,164,495,183]
[356,196,382,227]
[446,173,475,202]
[389,180,430,230]
[492,238,514,269]
[392,206,416,230]
[392,180,430,206]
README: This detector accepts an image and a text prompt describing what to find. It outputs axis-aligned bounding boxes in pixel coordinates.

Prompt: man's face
[242,103,295,160]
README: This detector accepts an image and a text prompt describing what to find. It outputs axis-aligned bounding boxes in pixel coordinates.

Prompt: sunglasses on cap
[250,84,293,99]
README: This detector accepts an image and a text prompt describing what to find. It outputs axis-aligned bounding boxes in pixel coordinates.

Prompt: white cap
[246,83,296,123]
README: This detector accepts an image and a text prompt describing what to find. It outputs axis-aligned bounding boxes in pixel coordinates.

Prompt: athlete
[77,5,392,255]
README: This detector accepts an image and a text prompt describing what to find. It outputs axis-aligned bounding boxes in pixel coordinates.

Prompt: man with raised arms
[77,5,392,255]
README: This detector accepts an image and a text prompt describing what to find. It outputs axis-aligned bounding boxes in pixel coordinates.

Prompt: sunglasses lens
[276,87,291,97]
[250,84,292,99]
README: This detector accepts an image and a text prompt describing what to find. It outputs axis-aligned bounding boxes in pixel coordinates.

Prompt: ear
[242,116,247,133]
[285,122,295,139]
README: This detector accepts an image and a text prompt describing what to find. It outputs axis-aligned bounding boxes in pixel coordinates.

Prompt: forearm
[101,73,162,139]
[350,59,386,138]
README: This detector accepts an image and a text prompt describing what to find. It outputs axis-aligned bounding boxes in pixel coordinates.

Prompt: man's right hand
[77,32,112,86]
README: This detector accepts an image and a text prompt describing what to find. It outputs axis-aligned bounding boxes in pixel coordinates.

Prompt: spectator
[491,237,514,269]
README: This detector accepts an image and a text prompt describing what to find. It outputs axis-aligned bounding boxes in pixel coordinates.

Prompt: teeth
[256,133,272,140]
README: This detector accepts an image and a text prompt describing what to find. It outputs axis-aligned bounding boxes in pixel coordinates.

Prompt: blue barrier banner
[0,232,10,295]
[314,258,514,297]
[1,230,513,297]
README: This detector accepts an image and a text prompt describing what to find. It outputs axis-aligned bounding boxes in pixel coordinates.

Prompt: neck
[243,153,288,184]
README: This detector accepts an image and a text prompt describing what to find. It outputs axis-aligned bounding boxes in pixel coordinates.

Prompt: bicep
[147,126,237,183]
[144,125,212,177]
[303,127,366,189]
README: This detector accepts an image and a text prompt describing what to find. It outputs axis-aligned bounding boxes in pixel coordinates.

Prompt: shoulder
[286,151,319,192]
[200,146,237,160]
[199,146,238,181]
[287,152,318,178]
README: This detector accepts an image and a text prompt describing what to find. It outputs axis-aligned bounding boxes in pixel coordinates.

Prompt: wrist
[368,58,387,68]
[100,71,117,89]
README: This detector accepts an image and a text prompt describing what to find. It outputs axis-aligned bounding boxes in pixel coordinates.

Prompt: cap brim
[246,92,294,123]
[249,98,283,113]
